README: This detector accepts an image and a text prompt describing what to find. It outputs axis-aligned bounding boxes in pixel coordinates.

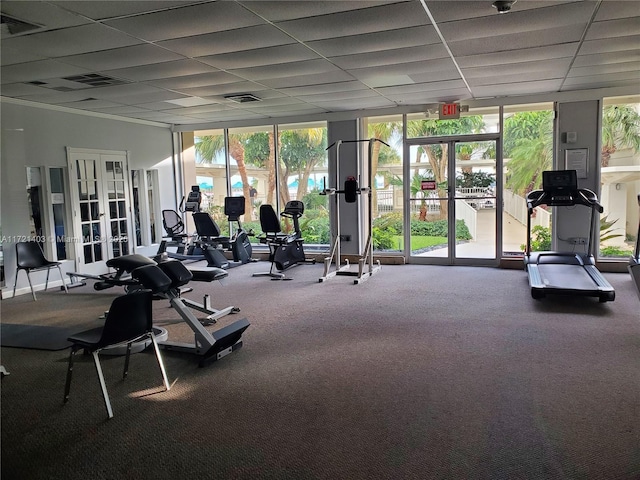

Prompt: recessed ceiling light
[166,97,217,107]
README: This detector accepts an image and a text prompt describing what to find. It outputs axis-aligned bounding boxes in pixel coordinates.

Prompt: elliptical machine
[253,200,315,280]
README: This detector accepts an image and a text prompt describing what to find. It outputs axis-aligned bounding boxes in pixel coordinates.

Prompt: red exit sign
[439,103,460,119]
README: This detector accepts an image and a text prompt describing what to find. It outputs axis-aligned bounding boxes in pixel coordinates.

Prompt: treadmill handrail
[526,188,602,211]
[534,252,585,266]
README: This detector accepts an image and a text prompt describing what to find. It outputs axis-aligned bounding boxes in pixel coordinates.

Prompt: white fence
[503,189,550,229]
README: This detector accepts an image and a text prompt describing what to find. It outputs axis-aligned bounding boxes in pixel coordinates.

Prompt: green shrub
[521,225,551,252]
[600,245,633,257]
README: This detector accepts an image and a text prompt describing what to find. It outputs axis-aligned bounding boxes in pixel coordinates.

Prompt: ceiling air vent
[63,74,130,87]
[1,14,43,37]
[224,94,261,103]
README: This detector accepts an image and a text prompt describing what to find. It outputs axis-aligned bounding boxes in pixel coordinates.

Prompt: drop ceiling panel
[456,44,579,68]
[329,44,449,70]
[562,71,640,89]
[568,61,640,78]
[59,45,186,71]
[473,79,565,97]
[1,0,637,127]
[259,71,356,89]
[0,46,46,66]
[594,1,640,21]
[57,99,124,110]
[448,25,586,56]
[1,60,91,83]
[104,2,264,42]
[278,81,371,96]
[311,96,396,110]
[382,87,471,104]
[147,71,246,89]
[378,79,468,96]
[464,58,573,79]
[228,59,342,81]
[50,1,201,20]
[75,83,176,101]
[579,35,640,55]
[296,89,381,103]
[176,82,274,98]
[424,0,579,22]
[157,25,296,58]
[1,24,143,58]
[1,1,90,30]
[276,2,429,42]
[197,44,321,70]
[17,90,102,104]
[240,1,403,22]
[585,17,640,41]
[573,50,640,68]
[102,60,221,82]
[308,25,440,57]
[438,2,595,42]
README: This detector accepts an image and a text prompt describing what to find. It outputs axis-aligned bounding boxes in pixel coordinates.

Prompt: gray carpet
[1,262,639,480]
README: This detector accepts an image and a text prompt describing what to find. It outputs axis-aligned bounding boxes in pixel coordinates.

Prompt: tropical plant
[504,111,554,195]
[601,104,640,167]
[406,116,486,217]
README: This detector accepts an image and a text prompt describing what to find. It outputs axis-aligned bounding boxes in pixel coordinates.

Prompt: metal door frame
[403,133,502,266]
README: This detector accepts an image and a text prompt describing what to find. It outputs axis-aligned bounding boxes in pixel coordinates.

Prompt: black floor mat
[1,323,75,351]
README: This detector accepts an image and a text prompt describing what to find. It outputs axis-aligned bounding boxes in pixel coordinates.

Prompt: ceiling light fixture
[492,0,516,13]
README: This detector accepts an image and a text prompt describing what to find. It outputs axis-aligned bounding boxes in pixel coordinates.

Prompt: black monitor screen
[542,170,578,192]
[225,196,245,216]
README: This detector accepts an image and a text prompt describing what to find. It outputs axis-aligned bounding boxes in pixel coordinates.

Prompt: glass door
[406,137,499,265]
[67,148,133,275]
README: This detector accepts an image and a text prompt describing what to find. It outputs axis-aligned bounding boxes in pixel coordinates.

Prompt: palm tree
[196,133,253,218]
[406,116,485,218]
[601,104,640,167]
[367,121,401,217]
[505,105,640,194]
[504,111,554,195]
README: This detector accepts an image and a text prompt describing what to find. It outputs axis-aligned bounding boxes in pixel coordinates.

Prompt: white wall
[1,101,175,292]
[327,120,361,255]
[555,100,601,252]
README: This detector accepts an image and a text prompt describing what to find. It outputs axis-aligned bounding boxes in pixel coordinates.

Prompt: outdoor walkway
[417,210,526,258]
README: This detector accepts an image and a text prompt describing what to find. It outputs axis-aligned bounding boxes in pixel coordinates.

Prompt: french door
[66,148,133,275]
[405,136,500,265]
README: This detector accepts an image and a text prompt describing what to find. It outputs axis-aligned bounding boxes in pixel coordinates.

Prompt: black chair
[13,241,68,300]
[162,209,186,240]
[63,290,170,419]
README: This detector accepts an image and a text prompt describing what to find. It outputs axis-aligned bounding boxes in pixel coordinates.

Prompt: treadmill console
[542,170,578,205]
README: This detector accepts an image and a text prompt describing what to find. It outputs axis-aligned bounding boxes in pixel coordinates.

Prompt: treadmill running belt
[537,264,598,290]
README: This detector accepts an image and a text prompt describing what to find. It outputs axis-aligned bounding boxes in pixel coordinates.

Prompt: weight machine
[319,138,389,284]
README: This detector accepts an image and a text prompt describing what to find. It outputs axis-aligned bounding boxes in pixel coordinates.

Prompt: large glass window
[277,122,328,245]
[192,122,329,244]
[362,115,403,253]
[502,103,554,256]
[599,96,640,260]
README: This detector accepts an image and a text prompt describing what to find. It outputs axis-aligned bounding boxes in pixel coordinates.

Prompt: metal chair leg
[63,347,77,404]
[92,351,113,419]
[26,271,36,300]
[12,269,19,298]
[150,332,170,391]
[57,265,69,293]
[123,342,132,379]
[45,267,51,292]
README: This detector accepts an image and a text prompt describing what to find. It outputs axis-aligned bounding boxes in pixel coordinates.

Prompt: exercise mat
[1,323,74,351]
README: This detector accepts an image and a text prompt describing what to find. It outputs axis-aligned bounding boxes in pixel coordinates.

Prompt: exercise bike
[253,200,315,280]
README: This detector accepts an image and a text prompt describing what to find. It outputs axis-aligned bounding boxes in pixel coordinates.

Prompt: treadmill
[524,170,615,302]
[628,194,640,300]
